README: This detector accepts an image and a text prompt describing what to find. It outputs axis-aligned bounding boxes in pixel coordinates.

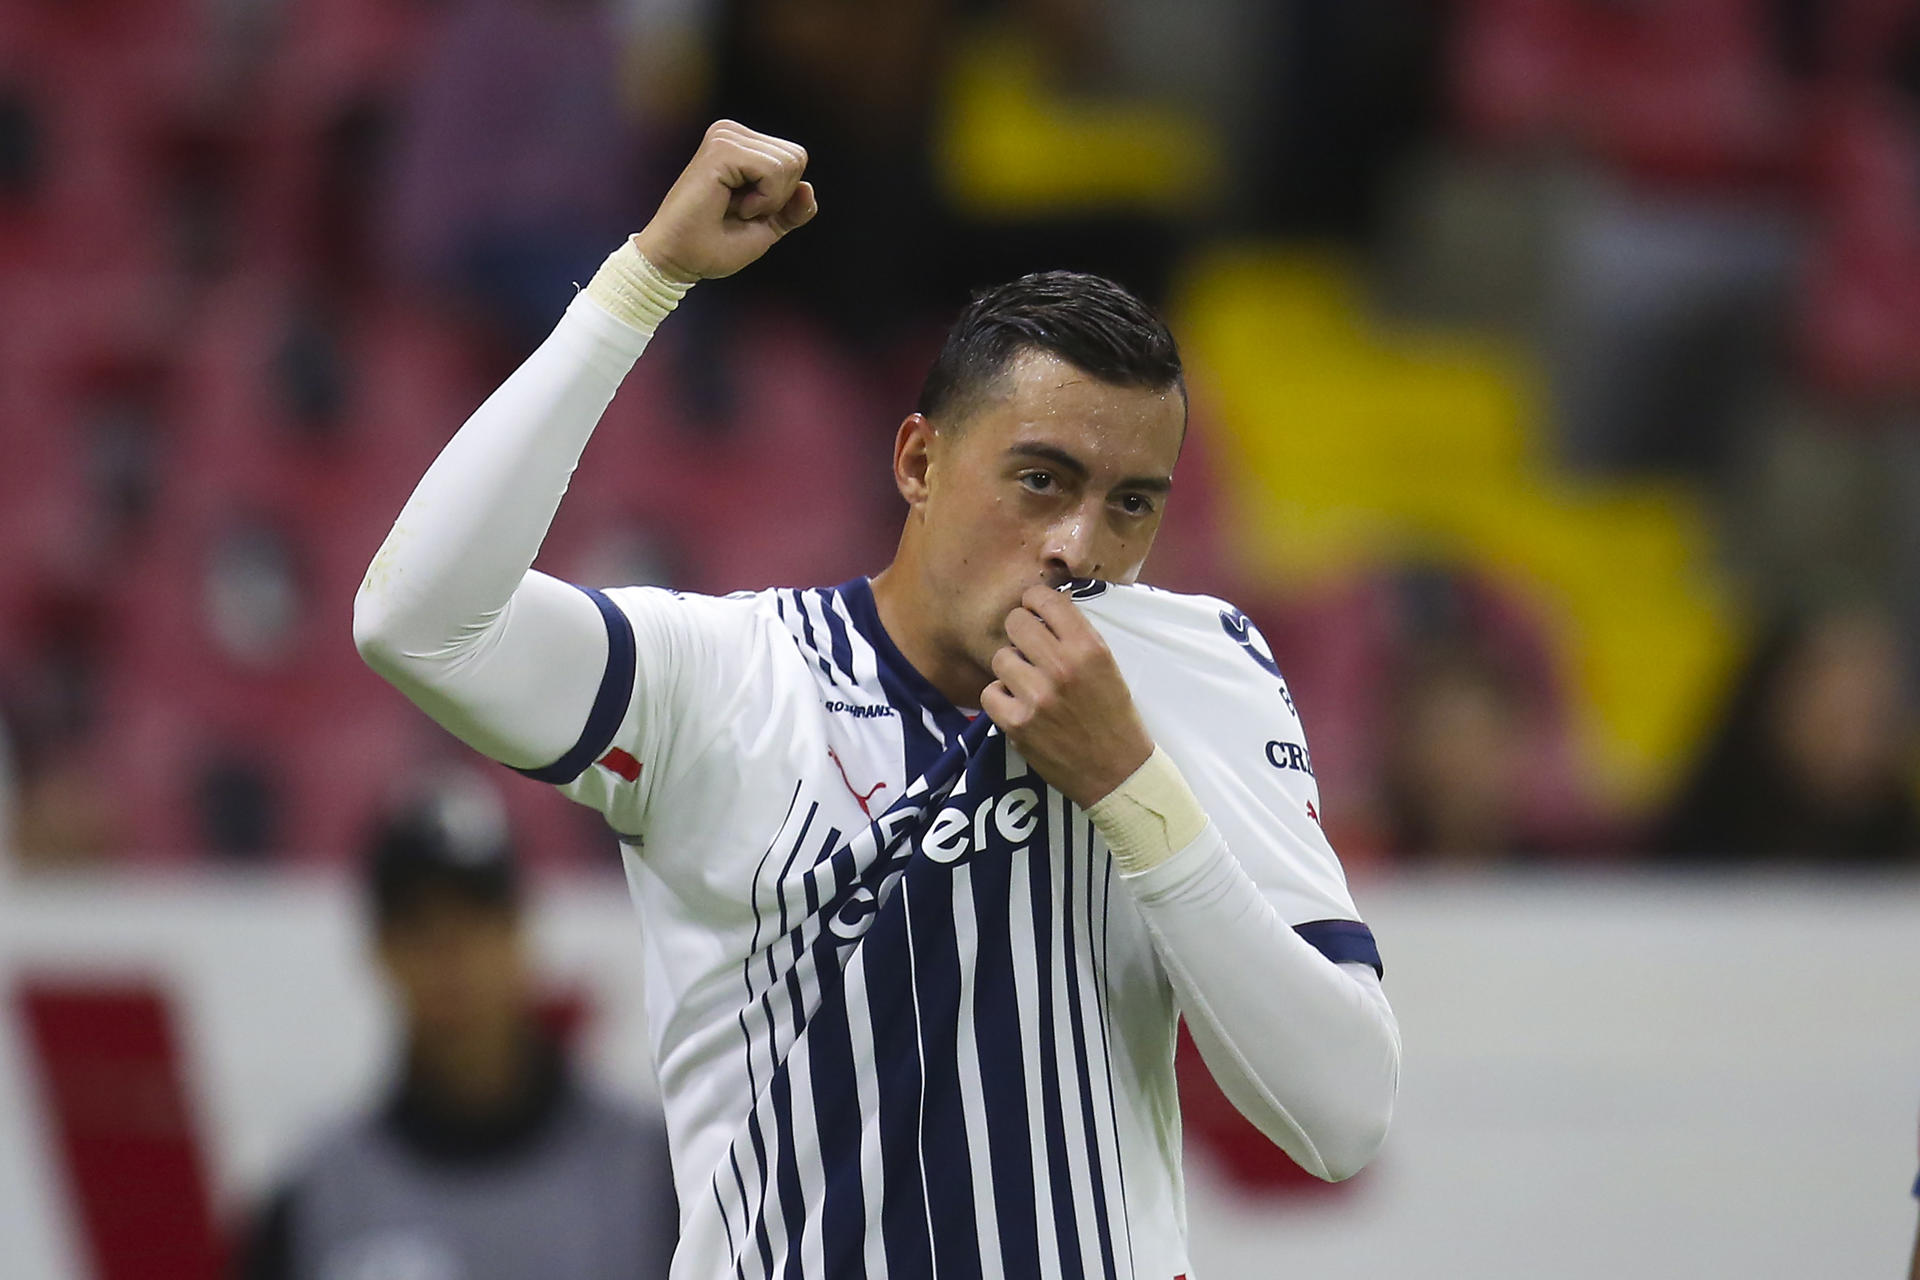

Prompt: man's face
[376,891,528,1054]
[904,349,1186,693]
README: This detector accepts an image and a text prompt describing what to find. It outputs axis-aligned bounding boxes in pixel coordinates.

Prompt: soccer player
[355,120,1399,1279]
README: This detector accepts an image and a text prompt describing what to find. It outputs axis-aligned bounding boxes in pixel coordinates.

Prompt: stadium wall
[1,871,1916,1279]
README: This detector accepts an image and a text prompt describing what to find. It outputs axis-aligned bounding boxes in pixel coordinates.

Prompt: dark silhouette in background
[1656,605,1920,864]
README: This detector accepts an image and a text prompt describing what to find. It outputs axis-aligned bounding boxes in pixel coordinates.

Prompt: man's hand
[632,120,818,284]
[983,586,1155,811]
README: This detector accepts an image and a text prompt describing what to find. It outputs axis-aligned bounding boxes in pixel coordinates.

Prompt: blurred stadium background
[1,0,1919,1275]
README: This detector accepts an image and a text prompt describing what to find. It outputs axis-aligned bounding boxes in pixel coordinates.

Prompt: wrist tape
[1085,745,1208,876]
[584,237,692,333]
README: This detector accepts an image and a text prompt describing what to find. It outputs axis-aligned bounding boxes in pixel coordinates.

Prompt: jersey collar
[835,577,973,739]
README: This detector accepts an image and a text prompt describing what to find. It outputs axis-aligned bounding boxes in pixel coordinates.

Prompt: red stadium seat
[1453,0,1796,187]
[1800,93,1920,397]
[545,310,900,595]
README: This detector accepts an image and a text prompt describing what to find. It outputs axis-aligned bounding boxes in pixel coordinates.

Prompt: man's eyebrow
[1006,443,1090,478]
[1006,442,1174,493]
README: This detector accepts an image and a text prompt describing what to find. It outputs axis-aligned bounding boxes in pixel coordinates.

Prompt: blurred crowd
[2,0,1919,873]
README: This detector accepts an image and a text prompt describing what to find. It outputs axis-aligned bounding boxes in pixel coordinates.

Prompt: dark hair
[365,797,519,927]
[916,271,1185,427]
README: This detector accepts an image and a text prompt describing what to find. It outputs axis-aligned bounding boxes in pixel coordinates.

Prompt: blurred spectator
[194,746,282,862]
[269,291,356,445]
[202,517,305,669]
[1546,184,1799,480]
[701,0,957,344]
[234,774,678,1280]
[1381,646,1538,863]
[155,107,249,280]
[74,350,171,549]
[1656,605,1920,863]
[0,80,42,205]
[1252,0,1450,242]
[1263,562,1607,865]
[385,0,647,358]
[2,581,120,867]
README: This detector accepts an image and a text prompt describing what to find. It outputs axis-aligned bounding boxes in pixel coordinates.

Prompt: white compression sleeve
[1107,815,1401,1182]
[353,241,684,769]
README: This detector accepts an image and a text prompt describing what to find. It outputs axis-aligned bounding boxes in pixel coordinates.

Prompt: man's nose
[1044,507,1107,584]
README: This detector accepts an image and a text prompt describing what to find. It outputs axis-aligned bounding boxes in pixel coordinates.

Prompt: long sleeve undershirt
[1122,823,1398,1181]
[353,286,1398,1183]
[354,293,654,767]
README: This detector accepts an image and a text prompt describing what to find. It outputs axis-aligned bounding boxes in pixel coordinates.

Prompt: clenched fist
[632,120,817,284]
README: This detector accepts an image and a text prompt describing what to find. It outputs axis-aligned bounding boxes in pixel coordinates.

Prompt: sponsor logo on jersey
[921,783,1042,867]
[1264,738,1315,777]
[823,700,895,719]
[1221,608,1297,714]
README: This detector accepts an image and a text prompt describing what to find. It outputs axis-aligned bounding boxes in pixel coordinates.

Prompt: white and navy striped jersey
[524,576,1380,1280]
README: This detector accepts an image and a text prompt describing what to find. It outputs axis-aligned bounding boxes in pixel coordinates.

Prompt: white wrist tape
[1086,745,1208,876]
[583,237,692,334]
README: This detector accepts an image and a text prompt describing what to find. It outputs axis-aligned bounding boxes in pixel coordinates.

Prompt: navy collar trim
[833,577,969,731]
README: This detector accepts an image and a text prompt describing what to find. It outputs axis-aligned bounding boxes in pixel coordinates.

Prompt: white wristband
[1085,745,1208,876]
[583,237,692,334]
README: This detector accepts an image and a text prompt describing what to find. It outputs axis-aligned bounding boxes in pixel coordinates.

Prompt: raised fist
[632,120,817,284]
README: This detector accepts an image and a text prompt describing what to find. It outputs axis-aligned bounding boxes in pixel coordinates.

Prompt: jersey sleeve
[1083,583,1375,964]
[521,586,760,840]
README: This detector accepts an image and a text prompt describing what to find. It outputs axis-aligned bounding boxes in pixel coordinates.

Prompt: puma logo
[828,747,887,817]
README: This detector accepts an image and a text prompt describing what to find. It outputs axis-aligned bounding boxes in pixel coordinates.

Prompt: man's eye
[1118,494,1154,516]
[1020,471,1054,493]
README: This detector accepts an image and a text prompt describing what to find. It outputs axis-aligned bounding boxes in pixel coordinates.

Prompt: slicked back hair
[915,271,1186,431]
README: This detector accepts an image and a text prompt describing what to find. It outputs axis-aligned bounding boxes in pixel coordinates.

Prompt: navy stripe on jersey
[779,591,840,688]
[966,794,1042,1279]
[902,857,984,1280]
[866,886,938,1279]
[736,794,810,1278]
[1032,788,1087,1280]
[512,586,635,784]
[768,820,839,1279]
[813,589,856,683]
[1293,919,1383,976]
[835,578,971,776]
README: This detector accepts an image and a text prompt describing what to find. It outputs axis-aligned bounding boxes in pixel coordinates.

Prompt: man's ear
[893,413,937,506]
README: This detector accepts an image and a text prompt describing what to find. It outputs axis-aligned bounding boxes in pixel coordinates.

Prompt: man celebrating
[355,120,1398,1279]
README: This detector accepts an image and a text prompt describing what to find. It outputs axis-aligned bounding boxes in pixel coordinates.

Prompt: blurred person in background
[700,0,1197,352]
[234,775,677,1280]
[1,580,121,868]
[1655,604,1920,864]
[1380,646,1539,863]
[700,0,955,345]
[1261,562,1608,864]
[385,0,654,361]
